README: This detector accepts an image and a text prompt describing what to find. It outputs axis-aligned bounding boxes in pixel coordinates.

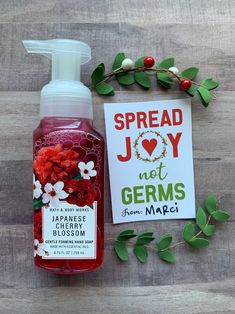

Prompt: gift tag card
[104,99,195,224]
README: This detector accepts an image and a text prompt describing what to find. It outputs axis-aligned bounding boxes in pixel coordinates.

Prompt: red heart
[142,139,157,156]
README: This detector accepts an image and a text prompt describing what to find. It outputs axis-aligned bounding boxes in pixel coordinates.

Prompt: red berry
[144,56,155,68]
[180,79,192,90]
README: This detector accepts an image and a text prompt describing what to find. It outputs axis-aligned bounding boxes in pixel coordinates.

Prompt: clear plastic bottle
[24,39,104,274]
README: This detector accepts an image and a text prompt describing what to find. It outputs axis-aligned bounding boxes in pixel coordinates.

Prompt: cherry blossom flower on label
[34,239,49,257]
[78,161,97,180]
[33,174,42,199]
[42,181,68,207]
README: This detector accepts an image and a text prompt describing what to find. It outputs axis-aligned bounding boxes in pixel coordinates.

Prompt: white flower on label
[78,161,97,180]
[34,239,48,257]
[121,58,134,70]
[33,174,42,199]
[42,181,68,207]
[169,66,179,75]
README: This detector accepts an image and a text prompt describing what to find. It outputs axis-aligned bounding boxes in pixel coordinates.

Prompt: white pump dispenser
[22,39,93,119]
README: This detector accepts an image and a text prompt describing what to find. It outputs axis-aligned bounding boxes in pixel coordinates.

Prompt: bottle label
[42,201,97,259]
[33,144,99,260]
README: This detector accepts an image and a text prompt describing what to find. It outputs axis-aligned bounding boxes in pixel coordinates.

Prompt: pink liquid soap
[33,117,105,273]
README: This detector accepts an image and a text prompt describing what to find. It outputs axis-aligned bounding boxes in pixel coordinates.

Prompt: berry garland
[113,195,230,264]
[133,130,167,163]
[91,53,220,107]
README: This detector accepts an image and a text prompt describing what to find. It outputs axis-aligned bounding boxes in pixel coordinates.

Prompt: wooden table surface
[0,1,235,313]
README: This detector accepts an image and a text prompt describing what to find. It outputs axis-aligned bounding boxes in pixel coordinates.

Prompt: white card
[104,99,195,224]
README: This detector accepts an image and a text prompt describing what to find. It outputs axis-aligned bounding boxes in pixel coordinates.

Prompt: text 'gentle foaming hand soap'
[23,39,105,274]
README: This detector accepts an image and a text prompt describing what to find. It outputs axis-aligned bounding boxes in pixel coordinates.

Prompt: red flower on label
[65,179,97,207]
[34,210,42,242]
[34,144,80,185]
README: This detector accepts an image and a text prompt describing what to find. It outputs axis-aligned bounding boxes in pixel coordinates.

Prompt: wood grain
[0,0,234,25]
[0,280,235,314]
[0,221,234,289]
[0,23,234,90]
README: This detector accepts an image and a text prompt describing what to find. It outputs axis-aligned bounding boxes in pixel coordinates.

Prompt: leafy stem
[113,195,230,264]
[91,53,220,107]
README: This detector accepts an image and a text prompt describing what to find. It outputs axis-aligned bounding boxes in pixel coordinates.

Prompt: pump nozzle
[23,39,93,119]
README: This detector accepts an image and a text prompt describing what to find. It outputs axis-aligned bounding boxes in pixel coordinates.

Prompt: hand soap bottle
[23,39,104,274]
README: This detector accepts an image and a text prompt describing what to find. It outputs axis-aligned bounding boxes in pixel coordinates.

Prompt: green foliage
[33,197,43,210]
[197,86,212,107]
[114,241,128,261]
[212,210,230,222]
[117,73,135,85]
[188,238,210,248]
[156,233,173,251]
[182,222,195,241]
[95,82,114,96]
[112,52,125,70]
[196,207,207,230]
[180,67,199,80]
[157,57,174,69]
[201,79,219,90]
[134,245,148,263]
[134,71,151,89]
[157,72,173,89]
[205,194,218,214]
[117,230,138,241]
[91,53,219,107]
[158,250,176,263]
[114,194,229,264]
[91,63,105,85]
[135,56,145,67]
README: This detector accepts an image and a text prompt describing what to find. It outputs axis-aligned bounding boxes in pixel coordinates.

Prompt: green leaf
[134,245,148,263]
[117,73,135,85]
[135,56,145,67]
[114,241,128,261]
[203,224,216,236]
[182,222,195,242]
[196,207,207,230]
[136,236,155,245]
[205,194,218,214]
[134,72,151,89]
[158,250,176,263]
[112,52,125,70]
[33,197,43,210]
[188,238,209,248]
[96,82,114,96]
[156,233,173,251]
[157,72,173,89]
[117,230,138,241]
[197,86,212,107]
[138,232,154,238]
[73,172,82,180]
[180,67,199,80]
[89,204,94,209]
[212,210,230,222]
[157,57,174,69]
[186,85,198,97]
[201,79,219,90]
[91,63,105,85]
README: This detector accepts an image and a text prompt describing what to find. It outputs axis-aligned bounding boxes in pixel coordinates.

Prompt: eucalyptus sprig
[113,195,230,264]
[91,53,220,107]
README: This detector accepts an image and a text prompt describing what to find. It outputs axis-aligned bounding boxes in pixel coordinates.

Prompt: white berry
[169,66,179,75]
[121,58,134,70]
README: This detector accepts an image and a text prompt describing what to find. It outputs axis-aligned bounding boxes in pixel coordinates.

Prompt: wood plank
[0,281,234,314]
[0,0,234,25]
[0,91,235,161]
[0,222,234,288]
[0,23,234,90]
[0,158,234,224]
[0,91,234,224]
